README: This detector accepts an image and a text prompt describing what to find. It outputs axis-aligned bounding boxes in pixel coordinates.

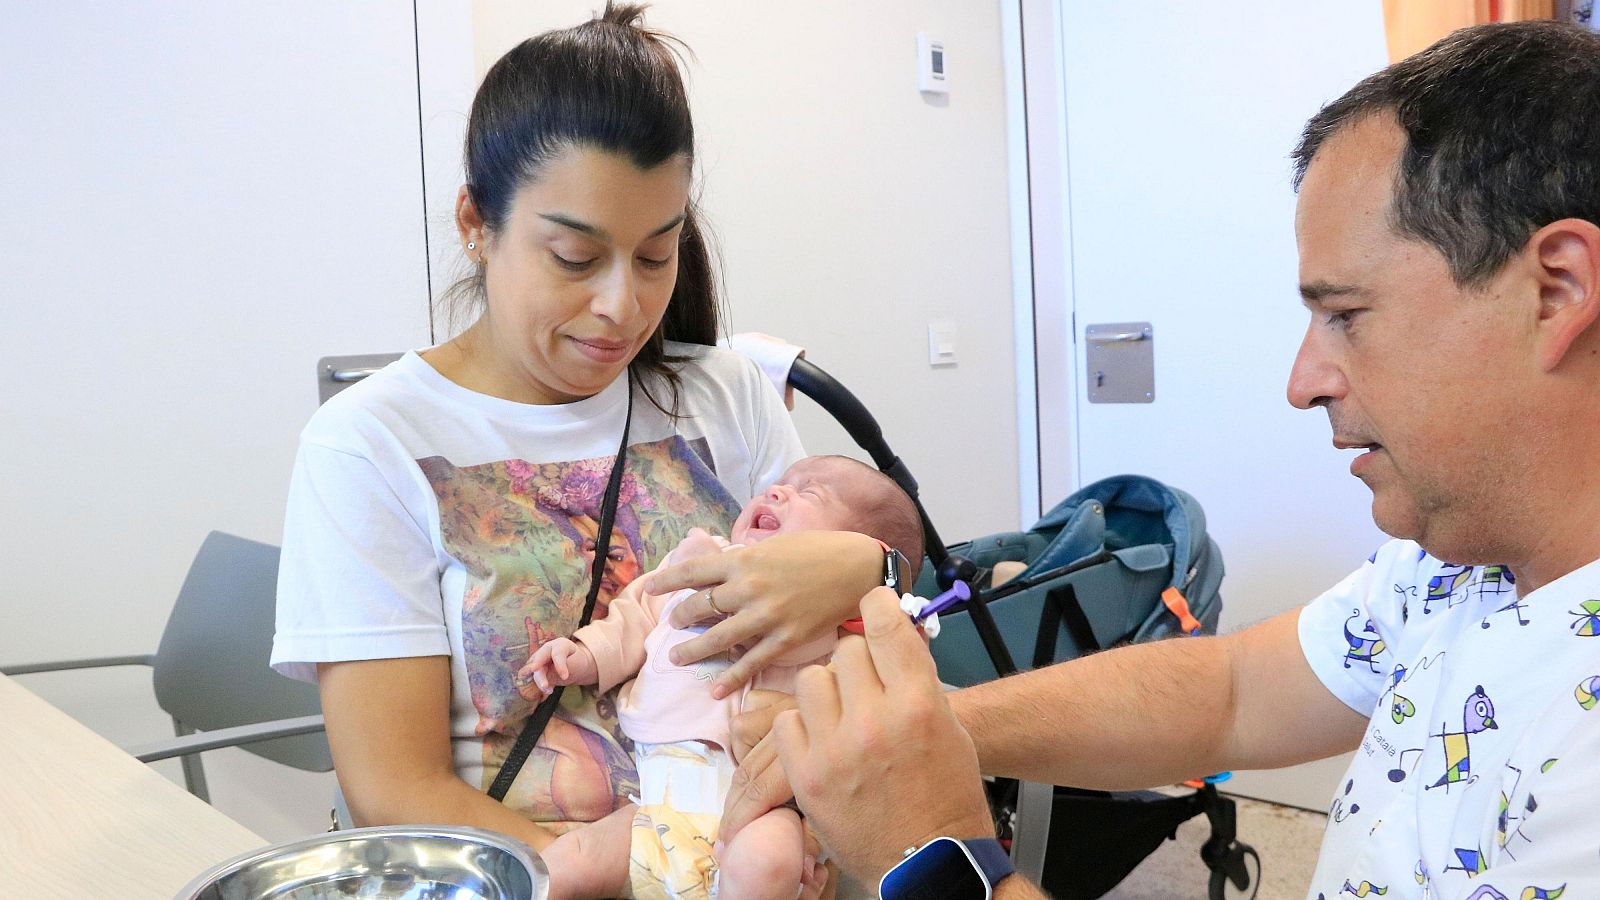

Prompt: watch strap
[841,538,900,635]
[880,836,1014,900]
[963,838,1014,888]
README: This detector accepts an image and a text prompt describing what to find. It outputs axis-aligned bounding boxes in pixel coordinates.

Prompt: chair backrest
[152,531,332,771]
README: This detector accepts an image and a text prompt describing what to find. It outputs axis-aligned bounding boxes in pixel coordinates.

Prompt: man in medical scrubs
[726,21,1600,900]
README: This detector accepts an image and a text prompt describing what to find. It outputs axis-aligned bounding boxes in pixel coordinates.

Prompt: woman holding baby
[270,4,907,898]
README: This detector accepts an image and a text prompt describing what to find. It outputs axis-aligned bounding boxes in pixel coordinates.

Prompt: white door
[1029,1,1391,810]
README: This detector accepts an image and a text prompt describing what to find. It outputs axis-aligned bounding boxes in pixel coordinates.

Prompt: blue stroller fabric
[926,474,1226,687]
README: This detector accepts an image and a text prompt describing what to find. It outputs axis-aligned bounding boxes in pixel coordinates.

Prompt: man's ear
[1529,218,1600,372]
[455,185,485,250]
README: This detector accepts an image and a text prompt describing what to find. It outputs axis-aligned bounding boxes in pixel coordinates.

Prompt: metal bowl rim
[174,824,548,899]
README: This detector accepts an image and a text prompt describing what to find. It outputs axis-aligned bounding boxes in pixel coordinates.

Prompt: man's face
[1287,115,1535,562]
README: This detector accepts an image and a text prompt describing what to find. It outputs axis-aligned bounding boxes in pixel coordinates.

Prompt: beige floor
[1102,794,1326,900]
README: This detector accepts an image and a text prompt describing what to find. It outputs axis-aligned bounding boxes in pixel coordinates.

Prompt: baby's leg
[542,803,636,900]
[717,806,805,900]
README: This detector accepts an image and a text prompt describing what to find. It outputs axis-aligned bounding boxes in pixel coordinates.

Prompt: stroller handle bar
[788,358,949,567]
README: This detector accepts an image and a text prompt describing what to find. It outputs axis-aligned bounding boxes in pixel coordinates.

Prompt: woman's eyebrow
[538,212,687,241]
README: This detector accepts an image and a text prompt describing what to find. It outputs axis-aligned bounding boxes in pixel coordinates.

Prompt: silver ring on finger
[707,587,725,616]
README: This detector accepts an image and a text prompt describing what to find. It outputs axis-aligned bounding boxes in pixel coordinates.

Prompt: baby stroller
[789,358,1261,900]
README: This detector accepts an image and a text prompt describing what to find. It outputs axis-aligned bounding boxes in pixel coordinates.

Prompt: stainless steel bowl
[175,825,548,900]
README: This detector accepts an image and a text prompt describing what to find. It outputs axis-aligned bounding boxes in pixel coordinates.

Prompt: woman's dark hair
[1291,20,1600,289]
[442,2,722,416]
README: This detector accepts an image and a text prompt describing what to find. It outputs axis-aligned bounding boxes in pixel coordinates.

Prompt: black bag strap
[488,373,634,803]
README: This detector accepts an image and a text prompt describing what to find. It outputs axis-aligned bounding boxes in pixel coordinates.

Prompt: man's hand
[772,588,994,885]
[720,691,798,841]
[515,637,597,700]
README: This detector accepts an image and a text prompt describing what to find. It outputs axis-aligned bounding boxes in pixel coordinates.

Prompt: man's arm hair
[948,608,1367,790]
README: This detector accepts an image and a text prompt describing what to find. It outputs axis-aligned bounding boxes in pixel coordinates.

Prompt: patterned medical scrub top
[1299,541,1600,900]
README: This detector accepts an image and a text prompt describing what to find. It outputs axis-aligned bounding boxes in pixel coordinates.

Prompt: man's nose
[1286,323,1346,410]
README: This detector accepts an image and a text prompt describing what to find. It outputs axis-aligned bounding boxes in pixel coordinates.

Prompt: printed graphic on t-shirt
[417,435,739,826]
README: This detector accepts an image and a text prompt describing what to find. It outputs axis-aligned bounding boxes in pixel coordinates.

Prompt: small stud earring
[466,241,476,250]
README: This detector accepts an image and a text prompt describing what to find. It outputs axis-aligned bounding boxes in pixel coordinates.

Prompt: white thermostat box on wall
[917,32,948,94]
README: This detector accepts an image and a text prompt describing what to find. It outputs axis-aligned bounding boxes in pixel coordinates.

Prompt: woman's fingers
[667,608,763,668]
[646,550,732,596]
[668,586,736,629]
[708,634,793,699]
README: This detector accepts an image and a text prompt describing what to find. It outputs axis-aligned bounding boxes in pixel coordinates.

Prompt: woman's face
[463,145,691,405]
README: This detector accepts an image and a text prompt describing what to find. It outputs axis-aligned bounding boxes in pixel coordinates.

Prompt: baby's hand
[675,527,728,562]
[516,638,597,700]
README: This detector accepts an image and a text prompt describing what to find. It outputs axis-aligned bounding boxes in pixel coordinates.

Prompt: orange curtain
[1383,0,1558,61]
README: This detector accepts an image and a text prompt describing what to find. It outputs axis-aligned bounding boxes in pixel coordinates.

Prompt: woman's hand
[644,531,884,698]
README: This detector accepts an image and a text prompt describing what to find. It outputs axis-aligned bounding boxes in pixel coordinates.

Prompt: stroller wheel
[1207,843,1260,900]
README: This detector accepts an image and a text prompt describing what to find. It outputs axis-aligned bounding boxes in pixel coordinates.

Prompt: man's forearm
[948,608,1360,791]
[997,875,1051,900]
[948,631,1236,791]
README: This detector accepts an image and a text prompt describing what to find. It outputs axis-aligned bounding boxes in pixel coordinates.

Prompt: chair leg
[331,786,353,832]
[172,718,211,803]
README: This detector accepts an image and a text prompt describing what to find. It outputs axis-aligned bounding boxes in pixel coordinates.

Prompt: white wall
[1,1,1019,843]
[0,4,432,841]
[433,0,1022,541]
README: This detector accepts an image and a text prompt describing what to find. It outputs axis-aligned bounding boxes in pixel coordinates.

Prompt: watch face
[880,838,990,900]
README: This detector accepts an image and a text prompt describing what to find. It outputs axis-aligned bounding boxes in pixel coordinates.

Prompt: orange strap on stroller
[1161,587,1204,636]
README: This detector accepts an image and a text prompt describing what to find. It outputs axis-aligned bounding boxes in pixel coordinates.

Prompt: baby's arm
[575,539,718,693]
[674,527,730,562]
[516,637,599,700]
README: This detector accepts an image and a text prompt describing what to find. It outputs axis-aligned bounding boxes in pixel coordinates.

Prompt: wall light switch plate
[917,32,948,94]
[928,320,957,366]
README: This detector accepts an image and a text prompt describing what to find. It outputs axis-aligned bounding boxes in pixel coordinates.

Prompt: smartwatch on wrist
[840,540,914,636]
[879,836,1014,900]
[881,541,912,593]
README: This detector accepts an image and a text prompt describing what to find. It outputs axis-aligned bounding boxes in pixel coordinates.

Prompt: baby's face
[730,457,871,544]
